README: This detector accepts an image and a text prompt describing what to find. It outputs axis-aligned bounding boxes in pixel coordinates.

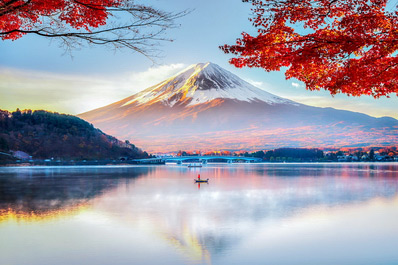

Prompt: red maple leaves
[221,0,398,97]
[0,0,120,40]
[0,1,185,56]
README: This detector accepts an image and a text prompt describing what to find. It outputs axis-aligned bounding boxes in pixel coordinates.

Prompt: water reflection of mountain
[92,165,398,263]
[0,166,152,217]
[1,164,398,264]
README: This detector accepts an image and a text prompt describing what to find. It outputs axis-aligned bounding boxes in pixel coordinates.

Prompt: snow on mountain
[121,62,296,107]
[79,62,398,152]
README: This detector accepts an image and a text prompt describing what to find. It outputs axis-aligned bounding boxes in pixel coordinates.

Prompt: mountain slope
[79,63,398,152]
[0,109,148,159]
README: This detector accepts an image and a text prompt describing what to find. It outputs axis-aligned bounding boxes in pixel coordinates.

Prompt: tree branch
[0,0,190,59]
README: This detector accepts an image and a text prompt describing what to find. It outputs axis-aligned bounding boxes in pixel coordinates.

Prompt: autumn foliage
[0,0,184,55]
[0,0,117,40]
[221,0,398,98]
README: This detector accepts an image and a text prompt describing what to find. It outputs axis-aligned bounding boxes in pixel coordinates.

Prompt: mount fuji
[79,63,398,152]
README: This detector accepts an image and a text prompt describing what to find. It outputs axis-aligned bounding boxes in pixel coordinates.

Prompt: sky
[0,0,397,119]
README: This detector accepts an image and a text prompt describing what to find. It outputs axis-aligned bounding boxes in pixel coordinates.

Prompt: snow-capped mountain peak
[121,62,295,107]
[79,62,398,152]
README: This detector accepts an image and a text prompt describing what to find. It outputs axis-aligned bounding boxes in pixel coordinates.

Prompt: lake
[1,163,398,265]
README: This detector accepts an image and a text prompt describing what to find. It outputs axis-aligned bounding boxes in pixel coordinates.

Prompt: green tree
[0,136,9,151]
[369,149,375,161]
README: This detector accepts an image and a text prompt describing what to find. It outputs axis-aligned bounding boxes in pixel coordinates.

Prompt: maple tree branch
[223,0,398,97]
[319,0,339,17]
[0,0,31,16]
[71,0,168,15]
[0,0,189,58]
[376,62,398,77]
[0,22,172,60]
[0,0,19,9]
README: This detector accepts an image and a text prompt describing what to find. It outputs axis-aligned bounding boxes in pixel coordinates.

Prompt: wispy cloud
[291,82,301,88]
[244,78,275,92]
[245,79,264,88]
[289,95,398,119]
[227,77,397,119]
[0,63,186,114]
[124,63,186,92]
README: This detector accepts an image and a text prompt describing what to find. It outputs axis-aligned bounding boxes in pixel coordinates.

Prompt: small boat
[195,178,209,183]
[194,174,208,183]
[188,163,202,167]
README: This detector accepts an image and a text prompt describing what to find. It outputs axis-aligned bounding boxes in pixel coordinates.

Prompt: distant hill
[0,109,149,160]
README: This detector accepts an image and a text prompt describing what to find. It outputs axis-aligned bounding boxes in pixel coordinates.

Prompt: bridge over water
[131,156,262,164]
[164,156,262,164]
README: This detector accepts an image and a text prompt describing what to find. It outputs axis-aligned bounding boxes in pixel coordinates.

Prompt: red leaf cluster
[221,0,398,97]
[0,0,121,40]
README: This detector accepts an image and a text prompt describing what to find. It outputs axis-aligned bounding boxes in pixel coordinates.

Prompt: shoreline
[1,161,397,168]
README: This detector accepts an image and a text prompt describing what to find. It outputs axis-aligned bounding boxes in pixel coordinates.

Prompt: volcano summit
[79,63,398,152]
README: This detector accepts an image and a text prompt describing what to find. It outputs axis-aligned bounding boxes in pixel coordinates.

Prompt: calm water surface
[1,163,398,265]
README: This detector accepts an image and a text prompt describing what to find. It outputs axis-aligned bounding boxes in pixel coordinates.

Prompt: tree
[221,0,398,98]
[369,149,375,160]
[252,150,265,158]
[0,136,9,151]
[0,109,149,159]
[0,0,187,57]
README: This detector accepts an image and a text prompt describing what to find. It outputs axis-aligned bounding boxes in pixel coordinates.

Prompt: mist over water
[1,163,398,265]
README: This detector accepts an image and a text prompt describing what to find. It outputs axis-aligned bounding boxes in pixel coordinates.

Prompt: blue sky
[0,0,397,118]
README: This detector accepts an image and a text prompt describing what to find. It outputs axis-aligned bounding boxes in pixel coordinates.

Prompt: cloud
[0,63,186,115]
[291,82,301,88]
[245,79,264,88]
[123,63,186,93]
[244,78,276,92]
[288,94,398,119]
